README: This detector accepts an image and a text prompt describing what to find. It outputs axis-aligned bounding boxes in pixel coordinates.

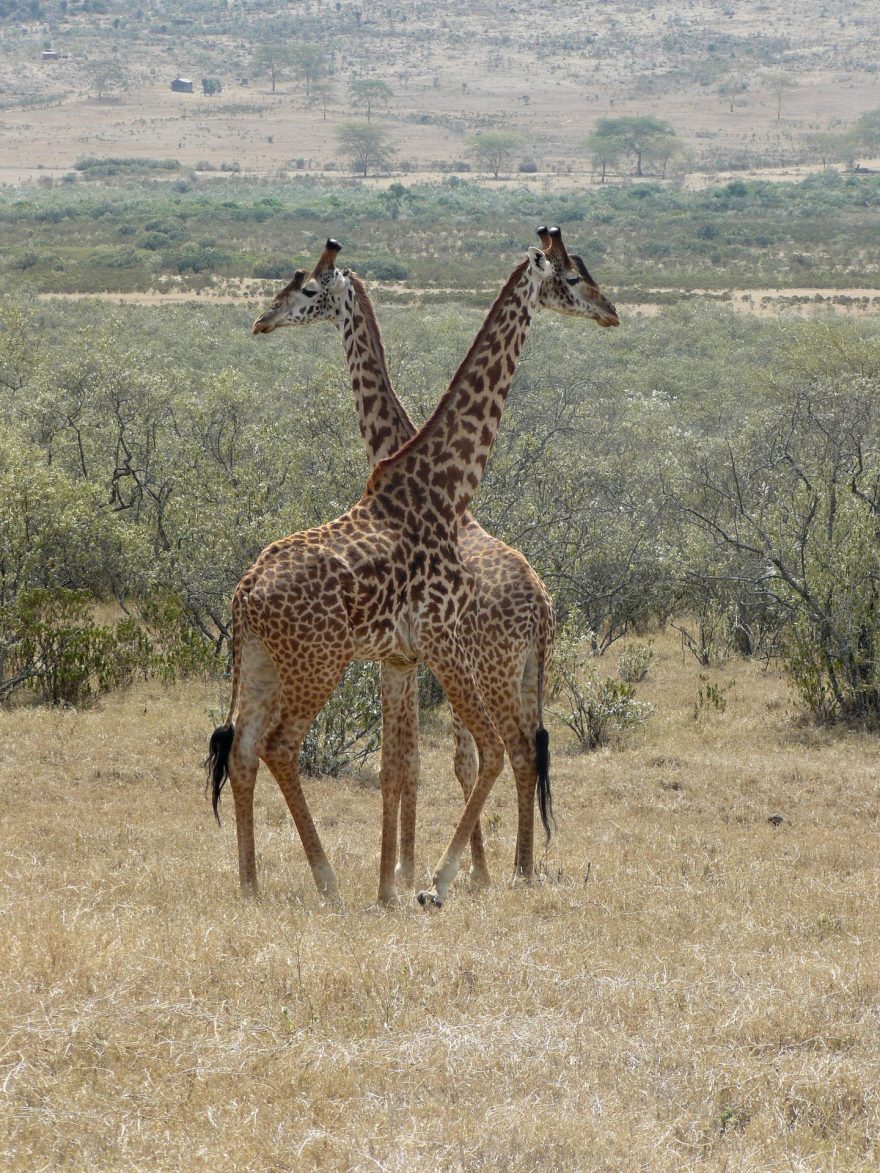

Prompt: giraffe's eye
[566,277,580,287]
[302,288,318,298]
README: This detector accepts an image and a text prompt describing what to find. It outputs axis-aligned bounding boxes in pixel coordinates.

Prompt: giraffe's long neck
[366,259,538,521]
[339,277,417,465]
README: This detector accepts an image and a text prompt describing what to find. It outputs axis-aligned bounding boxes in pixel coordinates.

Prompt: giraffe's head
[252,239,349,334]
[536,226,619,327]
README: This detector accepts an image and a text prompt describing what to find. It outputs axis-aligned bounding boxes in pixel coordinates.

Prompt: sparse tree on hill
[466,131,522,179]
[335,120,395,177]
[86,58,130,100]
[310,77,335,121]
[804,129,843,169]
[583,116,679,179]
[250,44,294,93]
[349,79,393,122]
[848,107,880,169]
[768,73,796,121]
[292,43,331,97]
[717,72,748,113]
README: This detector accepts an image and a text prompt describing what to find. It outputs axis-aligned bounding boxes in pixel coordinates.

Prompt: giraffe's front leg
[417,652,504,908]
[378,661,420,904]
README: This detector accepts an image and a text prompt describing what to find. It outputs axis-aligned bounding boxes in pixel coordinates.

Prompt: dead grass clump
[2,631,880,1167]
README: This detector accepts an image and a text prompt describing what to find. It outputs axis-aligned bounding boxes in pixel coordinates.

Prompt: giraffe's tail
[535,726,553,842]
[204,589,243,823]
[535,594,556,843]
[205,723,234,824]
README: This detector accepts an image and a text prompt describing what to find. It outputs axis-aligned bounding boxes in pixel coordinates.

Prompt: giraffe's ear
[527,245,551,274]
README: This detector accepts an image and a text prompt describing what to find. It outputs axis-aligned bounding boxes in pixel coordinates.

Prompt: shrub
[552,626,653,750]
[299,661,381,776]
[0,588,148,707]
[73,157,181,178]
[252,257,294,280]
[362,258,408,281]
[618,640,654,683]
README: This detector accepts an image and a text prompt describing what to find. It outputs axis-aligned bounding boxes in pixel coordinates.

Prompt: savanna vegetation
[1,284,878,730]
[1,171,879,304]
[3,0,880,1163]
[2,267,879,1172]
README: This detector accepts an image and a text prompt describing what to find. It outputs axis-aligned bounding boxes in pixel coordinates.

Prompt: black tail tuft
[205,723,235,824]
[535,726,554,842]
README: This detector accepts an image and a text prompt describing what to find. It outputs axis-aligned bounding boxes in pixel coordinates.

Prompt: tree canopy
[349,79,393,122]
[466,131,522,179]
[335,121,396,177]
[583,116,679,179]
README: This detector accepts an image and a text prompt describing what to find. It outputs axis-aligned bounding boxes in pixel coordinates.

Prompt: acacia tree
[335,121,395,176]
[86,58,130,100]
[672,329,880,722]
[349,79,393,122]
[767,73,796,121]
[465,131,522,178]
[292,43,331,97]
[310,77,335,120]
[250,44,294,93]
[583,116,678,178]
[847,107,880,169]
[251,43,330,96]
[717,72,748,113]
[804,130,844,169]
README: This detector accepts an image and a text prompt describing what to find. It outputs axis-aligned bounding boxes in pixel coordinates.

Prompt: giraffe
[248,230,619,896]
[207,230,618,907]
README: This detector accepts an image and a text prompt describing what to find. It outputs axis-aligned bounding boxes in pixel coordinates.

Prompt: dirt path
[39,285,880,316]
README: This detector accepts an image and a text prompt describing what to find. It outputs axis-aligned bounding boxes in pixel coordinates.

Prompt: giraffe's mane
[366,257,530,489]
[349,270,418,434]
[349,275,394,382]
[572,255,596,286]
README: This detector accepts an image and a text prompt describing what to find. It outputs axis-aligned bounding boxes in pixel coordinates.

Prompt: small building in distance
[170,77,193,94]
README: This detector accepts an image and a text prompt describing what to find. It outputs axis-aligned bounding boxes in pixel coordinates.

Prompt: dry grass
[2,630,879,1170]
[2,0,879,185]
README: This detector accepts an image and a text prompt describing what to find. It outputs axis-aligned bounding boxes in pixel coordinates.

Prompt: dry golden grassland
[2,630,879,1170]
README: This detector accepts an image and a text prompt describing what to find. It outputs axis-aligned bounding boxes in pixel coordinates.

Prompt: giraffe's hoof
[417,889,443,909]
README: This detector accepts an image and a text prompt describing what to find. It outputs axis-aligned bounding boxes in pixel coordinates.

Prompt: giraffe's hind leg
[258,656,351,901]
[485,647,543,880]
[227,636,281,897]
[451,714,491,887]
[514,645,546,877]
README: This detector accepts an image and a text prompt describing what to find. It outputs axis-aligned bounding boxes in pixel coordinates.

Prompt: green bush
[617,641,654,683]
[299,661,382,776]
[552,626,653,750]
[0,588,147,707]
[362,258,409,281]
